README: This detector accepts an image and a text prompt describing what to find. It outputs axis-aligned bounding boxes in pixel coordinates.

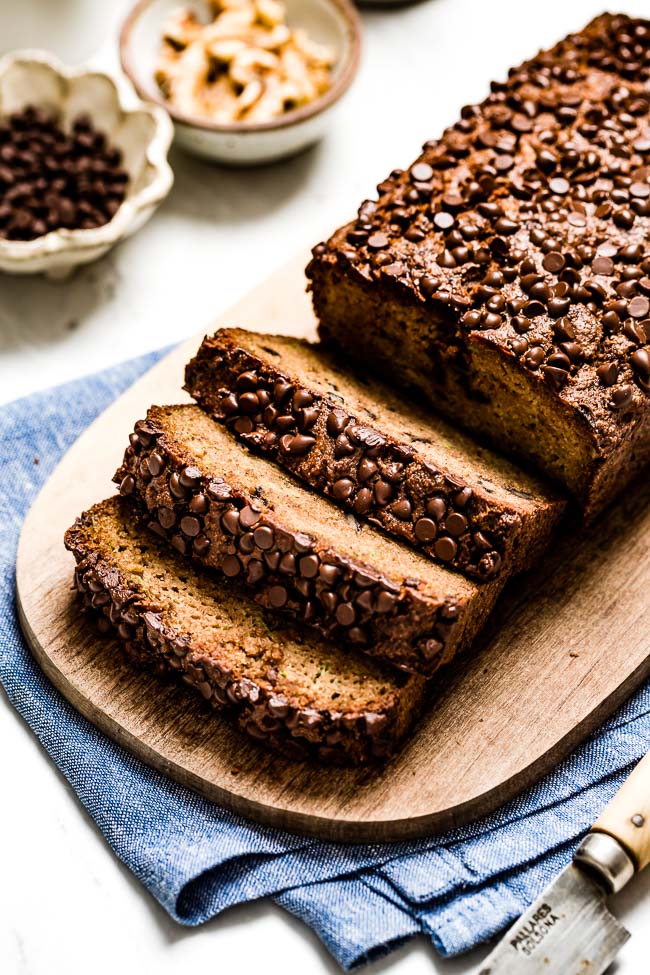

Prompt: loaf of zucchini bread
[185,328,565,581]
[308,13,650,519]
[65,496,426,765]
[115,404,502,675]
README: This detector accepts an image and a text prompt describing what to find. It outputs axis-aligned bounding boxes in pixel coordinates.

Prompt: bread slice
[307,14,650,521]
[184,327,565,580]
[65,496,426,765]
[115,404,502,676]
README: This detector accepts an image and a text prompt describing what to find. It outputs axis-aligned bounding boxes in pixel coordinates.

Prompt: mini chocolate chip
[240,505,261,529]
[236,370,258,391]
[414,517,437,542]
[119,474,135,496]
[268,585,288,607]
[434,536,457,561]
[332,478,355,500]
[253,525,275,550]
[426,498,446,521]
[554,317,576,341]
[542,364,569,390]
[221,509,241,534]
[632,348,650,376]
[326,410,349,436]
[375,590,397,614]
[239,532,256,555]
[391,498,412,520]
[319,564,340,586]
[597,362,619,387]
[374,480,393,506]
[299,554,320,578]
[208,480,233,501]
[523,346,545,368]
[611,385,635,410]
[433,211,454,231]
[169,472,186,499]
[549,177,570,195]
[238,391,260,415]
[179,466,202,490]
[293,532,313,552]
[420,274,441,298]
[189,493,209,515]
[293,389,314,410]
[222,555,241,577]
[367,232,389,250]
[336,603,356,627]
[286,434,316,455]
[279,552,296,574]
[233,416,254,435]
[157,507,176,529]
[147,451,165,476]
[273,379,293,403]
[358,458,378,482]
[193,535,211,557]
[542,251,565,273]
[445,512,468,536]
[593,255,615,275]
[630,296,650,319]
[354,488,373,514]
[180,515,201,538]
[411,161,434,182]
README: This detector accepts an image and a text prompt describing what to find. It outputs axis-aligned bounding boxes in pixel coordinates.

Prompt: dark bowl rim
[119,0,362,135]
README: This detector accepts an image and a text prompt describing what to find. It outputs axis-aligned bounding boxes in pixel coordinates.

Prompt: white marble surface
[1,1,649,972]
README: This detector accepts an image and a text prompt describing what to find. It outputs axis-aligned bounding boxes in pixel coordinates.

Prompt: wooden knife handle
[592,750,650,872]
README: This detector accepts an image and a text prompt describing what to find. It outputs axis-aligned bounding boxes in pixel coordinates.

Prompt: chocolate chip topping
[185,340,511,581]
[116,409,476,675]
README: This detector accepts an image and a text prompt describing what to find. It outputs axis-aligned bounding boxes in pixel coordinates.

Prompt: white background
[1,1,649,972]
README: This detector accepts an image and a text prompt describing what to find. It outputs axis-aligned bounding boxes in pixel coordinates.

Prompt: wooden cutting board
[16,252,650,842]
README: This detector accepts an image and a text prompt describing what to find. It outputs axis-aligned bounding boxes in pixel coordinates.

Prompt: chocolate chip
[239,532,256,555]
[411,161,434,182]
[253,525,275,550]
[193,535,210,558]
[542,251,565,273]
[279,552,296,574]
[326,410,349,436]
[374,480,393,506]
[611,385,635,410]
[426,498,446,521]
[335,603,356,627]
[240,505,261,529]
[221,509,241,534]
[247,560,264,584]
[298,554,320,578]
[332,478,355,500]
[179,466,202,490]
[367,232,389,250]
[208,480,233,501]
[592,255,615,275]
[434,536,457,561]
[358,458,377,482]
[549,177,570,195]
[414,517,437,542]
[597,361,619,387]
[157,506,176,529]
[222,555,241,577]
[236,370,258,391]
[169,472,186,499]
[268,585,288,608]
[285,434,316,455]
[189,493,209,515]
[375,591,397,614]
[353,488,373,515]
[631,348,650,376]
[391,498,412,520]
[523,346,545,368]
[433,211,455,231]
[180,515,201,538]
[630,296,650,319]
[119,474,135,496]
[445,512,468,536]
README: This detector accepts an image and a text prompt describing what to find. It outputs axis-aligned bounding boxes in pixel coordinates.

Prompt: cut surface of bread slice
[184,328,565,580]
[65,496,425,766]
[115,405,502,676]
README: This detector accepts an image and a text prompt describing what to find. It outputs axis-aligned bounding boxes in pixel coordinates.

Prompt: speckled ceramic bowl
[119,0,361,166]
[0,50,174,278]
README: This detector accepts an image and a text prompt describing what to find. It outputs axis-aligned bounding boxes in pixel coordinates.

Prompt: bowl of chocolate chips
[0,49,174,277]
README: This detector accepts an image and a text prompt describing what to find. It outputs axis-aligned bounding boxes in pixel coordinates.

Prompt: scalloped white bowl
[0,50,174,277]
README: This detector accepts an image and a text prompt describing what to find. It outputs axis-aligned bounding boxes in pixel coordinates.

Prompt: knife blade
[477,749,650,974]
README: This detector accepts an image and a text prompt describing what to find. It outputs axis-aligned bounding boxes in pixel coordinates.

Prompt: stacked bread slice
[65,327,564,766]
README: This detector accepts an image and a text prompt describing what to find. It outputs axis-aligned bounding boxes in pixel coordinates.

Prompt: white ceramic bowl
[119,0,361,165]
[0,50,174,278]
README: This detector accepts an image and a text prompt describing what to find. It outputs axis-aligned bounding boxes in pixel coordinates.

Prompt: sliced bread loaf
[184,328,565,580]
[65,496,425,765]
[115,405,502,676]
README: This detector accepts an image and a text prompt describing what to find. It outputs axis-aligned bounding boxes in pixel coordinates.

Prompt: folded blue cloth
[1,352,649,970]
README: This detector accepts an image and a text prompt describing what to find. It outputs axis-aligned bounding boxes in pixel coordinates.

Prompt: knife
[478,749,650,974]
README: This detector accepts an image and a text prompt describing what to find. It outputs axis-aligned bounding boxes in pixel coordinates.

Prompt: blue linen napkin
[1,351,649,971]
